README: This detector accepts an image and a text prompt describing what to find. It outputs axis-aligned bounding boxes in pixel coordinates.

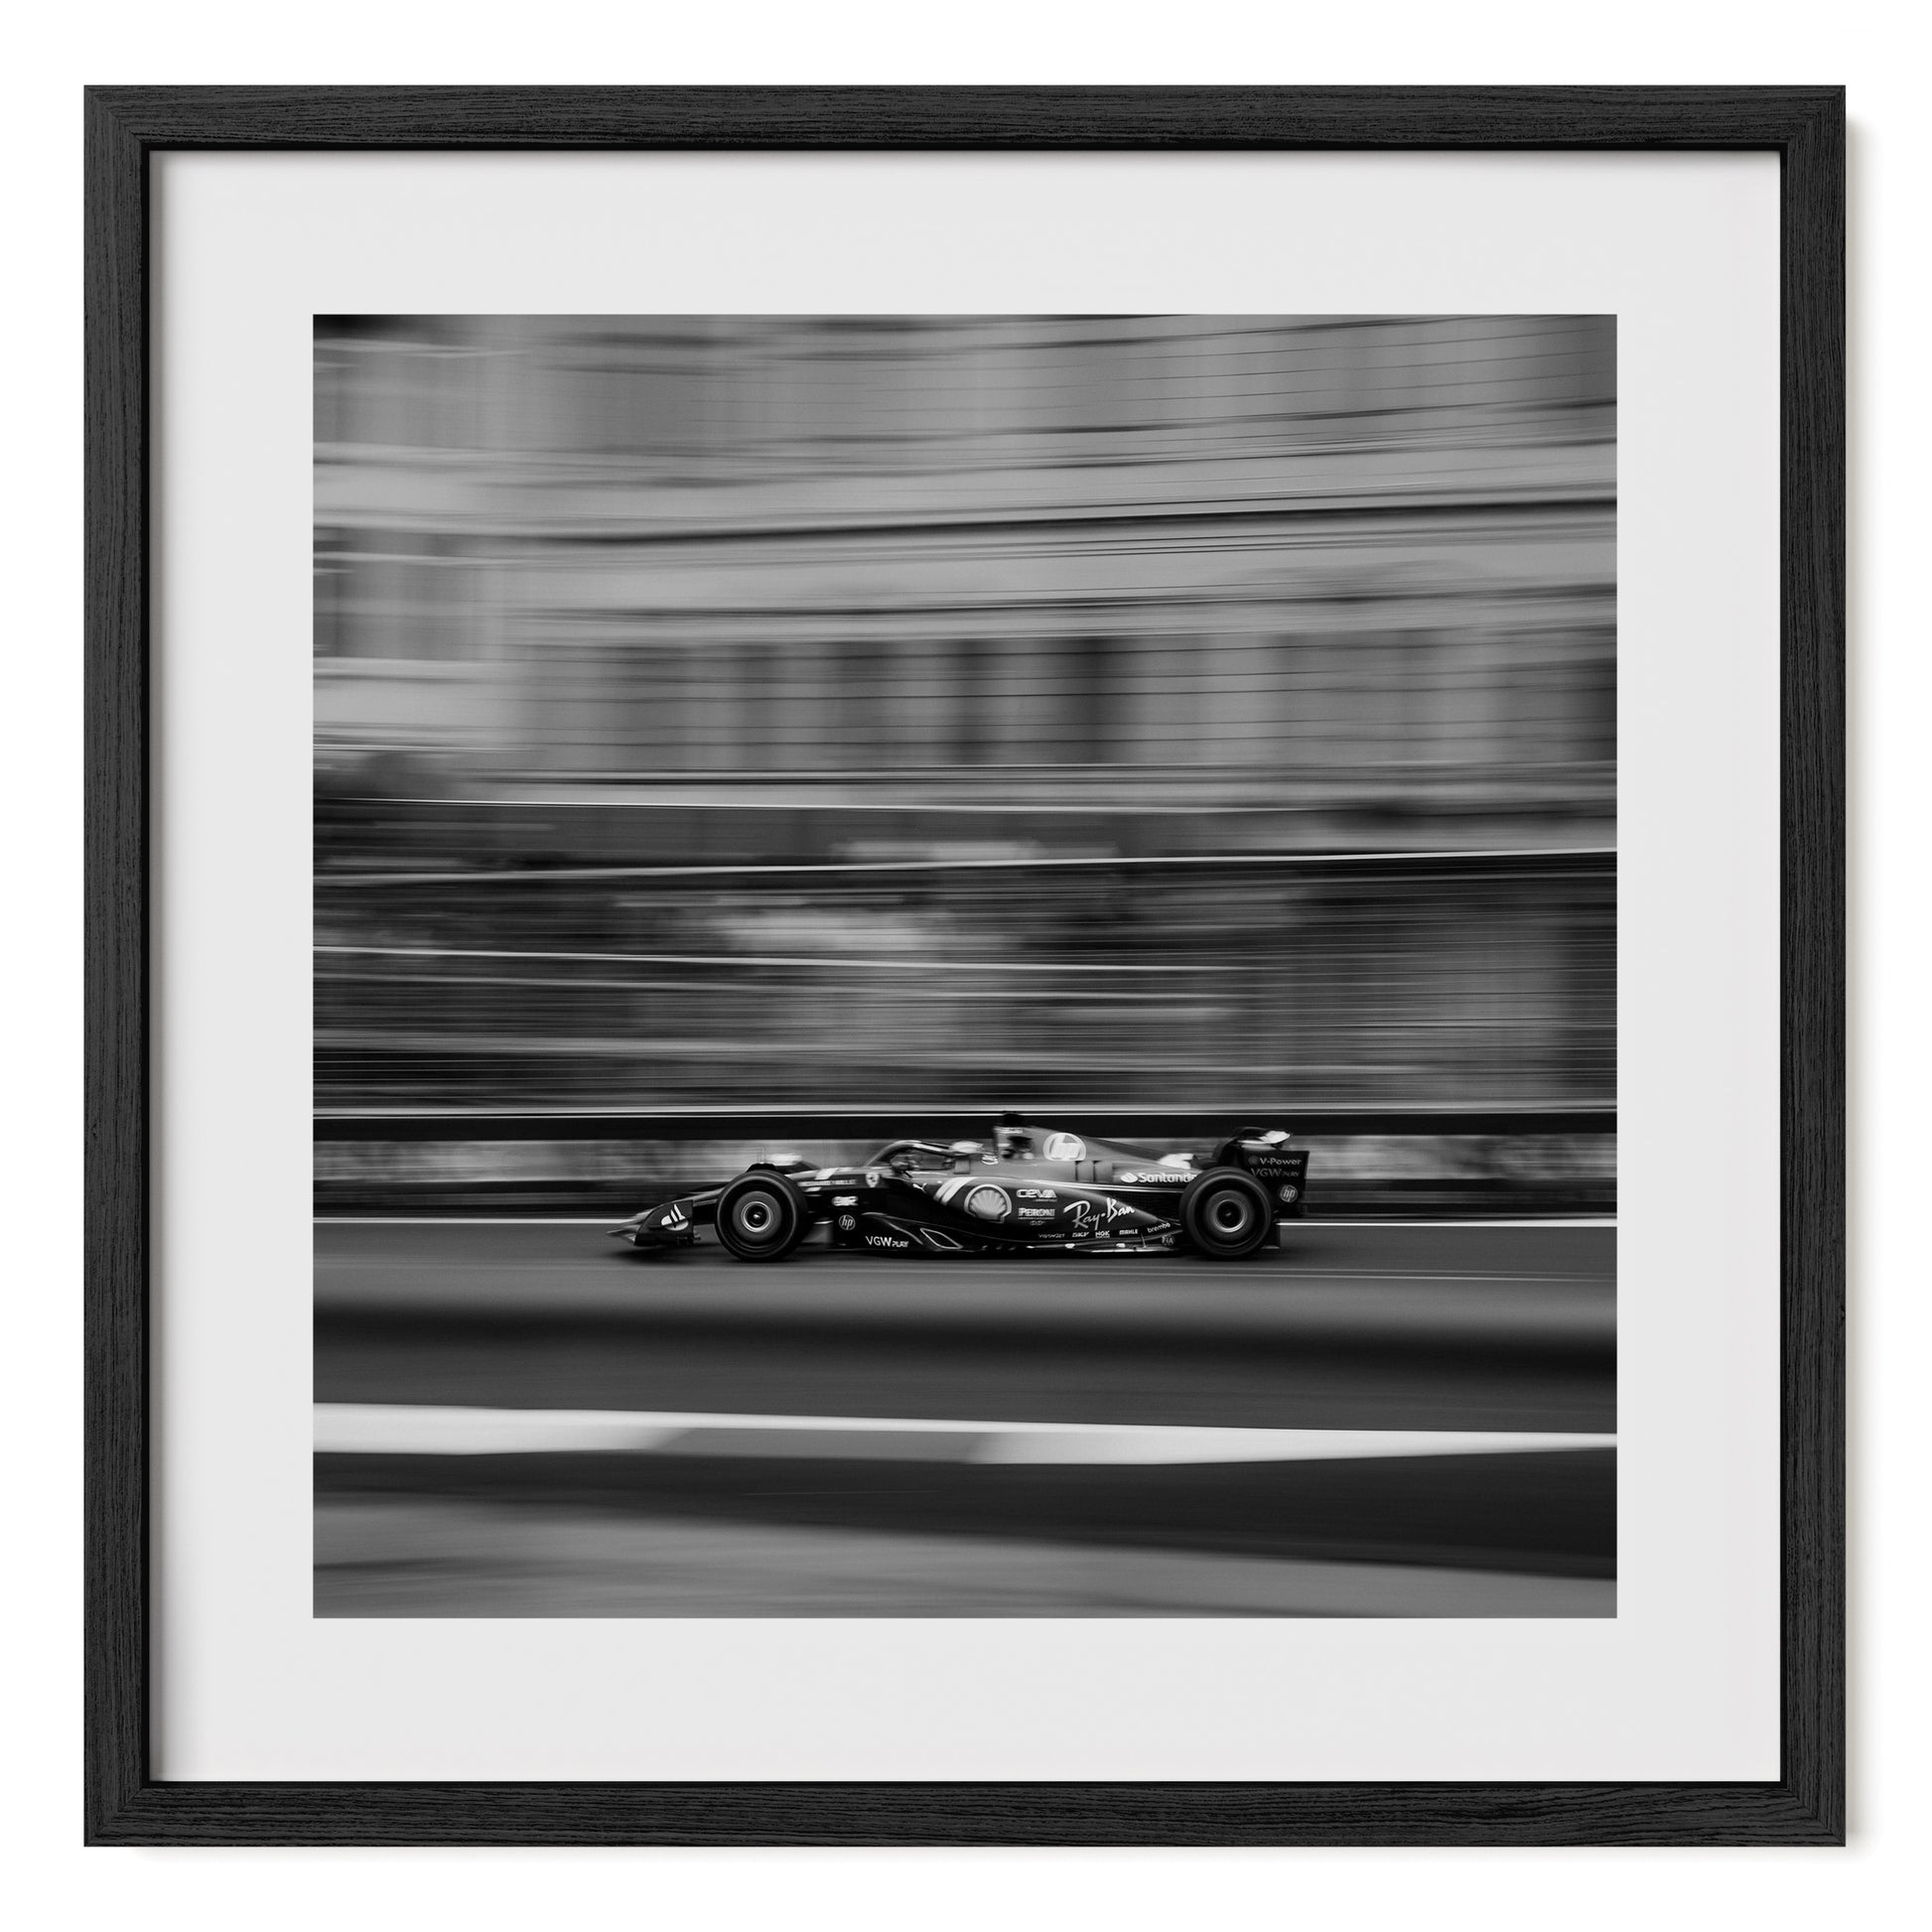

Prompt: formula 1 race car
[608,1115,1310,1263]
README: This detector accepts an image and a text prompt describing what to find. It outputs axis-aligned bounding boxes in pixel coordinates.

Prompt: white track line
[315,1403,1614,1465]
[315,1217,624,1226]
[313,1216,1615,1229]
[323,846,1617,888]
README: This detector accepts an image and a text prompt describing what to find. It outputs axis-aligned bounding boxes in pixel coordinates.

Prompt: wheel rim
[733,1190,782,1242]
[1205,1189,1255,1240]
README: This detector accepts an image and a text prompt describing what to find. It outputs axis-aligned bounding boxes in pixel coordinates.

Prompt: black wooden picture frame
[83,84,1845,1846]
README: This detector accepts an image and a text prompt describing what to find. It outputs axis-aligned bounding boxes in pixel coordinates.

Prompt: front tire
[1179,1167,1274,1260]
[714,1172,810,1263]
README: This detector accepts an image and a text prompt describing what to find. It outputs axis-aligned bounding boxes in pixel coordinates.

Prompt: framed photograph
[86,86,1843,1843]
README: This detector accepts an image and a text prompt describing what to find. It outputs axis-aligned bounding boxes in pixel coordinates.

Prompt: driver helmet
[994,1117,1034,1161]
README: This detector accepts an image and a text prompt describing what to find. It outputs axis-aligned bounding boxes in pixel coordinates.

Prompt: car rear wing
[1213,1129,1311,1216]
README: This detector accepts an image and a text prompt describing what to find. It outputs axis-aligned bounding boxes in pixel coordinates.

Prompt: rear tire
[714,1172,810,1263]
[1179,1167,1274,1260]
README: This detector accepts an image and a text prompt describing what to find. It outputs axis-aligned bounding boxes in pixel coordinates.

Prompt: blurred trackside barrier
[313,1108,1614,1219]
[315,849,1616,1118]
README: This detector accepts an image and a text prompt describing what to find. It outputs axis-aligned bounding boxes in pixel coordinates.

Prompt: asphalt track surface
[316,1219,1615,1615]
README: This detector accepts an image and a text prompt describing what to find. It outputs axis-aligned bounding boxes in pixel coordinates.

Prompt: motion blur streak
[314,1505,1614,1618]
[315,314,1613,1129]
[315,1223,1614,1615]
[313,1403,1615,1463]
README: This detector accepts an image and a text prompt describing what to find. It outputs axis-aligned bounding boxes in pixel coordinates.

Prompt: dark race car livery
[608,1115,1310,1263]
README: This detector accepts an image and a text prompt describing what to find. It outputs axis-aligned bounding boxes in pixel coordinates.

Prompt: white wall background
[4,1,1922,1924]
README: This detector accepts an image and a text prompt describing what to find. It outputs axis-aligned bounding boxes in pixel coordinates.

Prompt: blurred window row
[315,314,1614,467]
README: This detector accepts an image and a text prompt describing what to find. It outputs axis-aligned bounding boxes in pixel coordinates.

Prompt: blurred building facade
[314,317,1614,1117]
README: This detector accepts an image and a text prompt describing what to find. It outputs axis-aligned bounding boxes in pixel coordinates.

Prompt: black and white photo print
[313,315,1616,1616]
